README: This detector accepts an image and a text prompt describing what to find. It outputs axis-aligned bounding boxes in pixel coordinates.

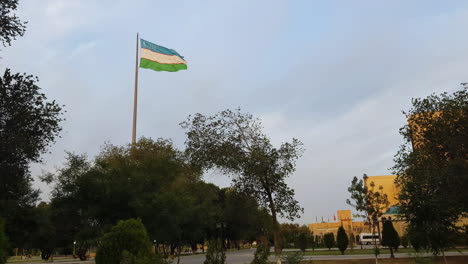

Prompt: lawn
[276,247,468,256]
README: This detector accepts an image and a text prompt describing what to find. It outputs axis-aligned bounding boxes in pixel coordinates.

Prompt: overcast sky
[2,0,468,224]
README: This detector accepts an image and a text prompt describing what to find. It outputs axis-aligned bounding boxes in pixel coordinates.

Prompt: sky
[2,0,468,224]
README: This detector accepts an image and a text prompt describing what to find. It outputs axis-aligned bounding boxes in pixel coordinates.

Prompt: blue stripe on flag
[140,39,184,60]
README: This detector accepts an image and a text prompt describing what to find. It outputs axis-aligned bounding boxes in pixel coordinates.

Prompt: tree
[181,109,304,253]
[45,138,237,258]
[393,86,467,260]
[381,220,400,258]
[400,234,408,249]
[0,0,26,47]
[0,217,8,264]
[0,69,63,249]
[346,175,390,243]
[295,226,312,252]
[30,202,56,260]
[222,189,268,249]
[336,226,348,255]
[204,239,226,264]
[96,219,154,264]
[323,233,334,250]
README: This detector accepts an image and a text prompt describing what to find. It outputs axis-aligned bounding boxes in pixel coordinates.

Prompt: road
[9,249,466,264]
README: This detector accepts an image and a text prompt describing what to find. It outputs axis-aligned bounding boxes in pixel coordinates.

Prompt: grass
[276,247,468,256]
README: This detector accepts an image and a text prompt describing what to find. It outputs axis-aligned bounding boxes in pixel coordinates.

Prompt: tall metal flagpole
[132,33,139,144]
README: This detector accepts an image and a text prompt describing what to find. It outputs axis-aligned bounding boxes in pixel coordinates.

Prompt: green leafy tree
[222,189,267,249]
[0,68,63,249]
[45,138,229,258]
[336,226,348,254]
[323,233,334,250]
[346,175,390,243]
[30,202,55,260]
[381,220,400,258]
[0,217,8,264]
[181,109,304,254]
[96,219,154,264]
[0,0,26,47]
[393,86,467,261]
[296,232,308,252]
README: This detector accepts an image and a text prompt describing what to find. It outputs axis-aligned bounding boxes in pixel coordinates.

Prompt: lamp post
[73,241,76,256]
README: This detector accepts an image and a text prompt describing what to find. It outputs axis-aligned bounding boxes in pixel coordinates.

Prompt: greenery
[95,219,154,264]
[0,218,8,264]
[181,109,304,253]
[204,239,225,264]
[281,252,303,264]
[0,1,64,253]
[401,234,409,249]
[279,224,313,251]
[251,240,270,264]
[381,220,400,258]
[323,233,334,250]
[0,0,26,47]
[346,174,390,245]
[336,226,348,255]
[39,138,269,259]
[392,86,467,257]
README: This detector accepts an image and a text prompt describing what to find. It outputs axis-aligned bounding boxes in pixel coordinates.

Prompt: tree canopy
[393,86,467,256]
[181,109,303,253]
[0,68,64,248]
[0,0,26,47]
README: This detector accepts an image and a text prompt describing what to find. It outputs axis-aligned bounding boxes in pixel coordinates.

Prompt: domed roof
[383,205,400,215]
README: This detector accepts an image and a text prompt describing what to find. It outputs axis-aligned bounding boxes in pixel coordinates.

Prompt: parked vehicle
[358,233,380,245]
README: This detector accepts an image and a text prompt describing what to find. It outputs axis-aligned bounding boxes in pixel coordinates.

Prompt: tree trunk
[376,220,382,244]
[442,250,447,264]
[266,191,281,254]
[390,246,394,258]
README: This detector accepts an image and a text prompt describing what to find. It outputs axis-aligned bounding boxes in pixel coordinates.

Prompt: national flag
[139,39,187,72]
[334,215,336,221]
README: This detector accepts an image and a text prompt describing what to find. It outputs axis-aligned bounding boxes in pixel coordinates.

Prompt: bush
[251,241,270,264]
[204,239,225,264]
[95,219,154,264]
[281,252,303,264]
[336,226,348,254]
[0,218,8,264]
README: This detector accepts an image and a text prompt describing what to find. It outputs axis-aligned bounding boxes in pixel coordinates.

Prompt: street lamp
[73,241,76,256]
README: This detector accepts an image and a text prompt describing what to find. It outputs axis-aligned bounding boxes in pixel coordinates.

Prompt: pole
[132,32,139,144]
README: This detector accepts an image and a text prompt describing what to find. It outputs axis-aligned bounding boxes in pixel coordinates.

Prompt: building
[309,175,407,241]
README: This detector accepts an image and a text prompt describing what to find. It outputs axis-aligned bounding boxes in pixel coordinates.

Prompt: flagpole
[132,32,139,144]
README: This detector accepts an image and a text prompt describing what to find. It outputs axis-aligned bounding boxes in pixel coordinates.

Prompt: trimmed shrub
[336,226,348,254]
[323,233,335,250]
[95,219,154,264]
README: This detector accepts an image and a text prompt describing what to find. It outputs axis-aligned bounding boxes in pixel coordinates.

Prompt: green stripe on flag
[140,58,187,72]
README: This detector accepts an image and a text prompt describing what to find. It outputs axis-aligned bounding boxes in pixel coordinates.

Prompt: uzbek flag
[139,39,187,72]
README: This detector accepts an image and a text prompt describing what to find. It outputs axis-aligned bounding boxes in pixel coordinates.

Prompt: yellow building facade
[309,175,408,241]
